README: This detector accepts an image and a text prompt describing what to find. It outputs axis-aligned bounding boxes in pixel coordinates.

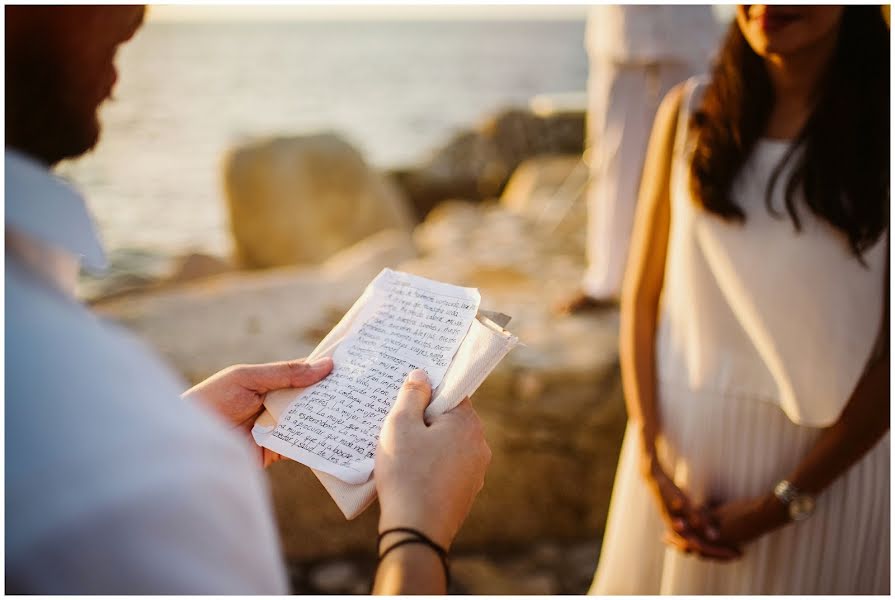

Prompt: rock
[308,560,360,594]
[391,107,585,219]
[94,229,415,562]
[94,229,416,385]
[397,199,625,551]
[96,175,624,561]
[166,252,233,284]
[452,555,560,595]
[566,541,600,575]
[451,556,517,595]
[516,573,561,595]
[532,542,562,565]
[223,133,415,269]
[500,154,589,249]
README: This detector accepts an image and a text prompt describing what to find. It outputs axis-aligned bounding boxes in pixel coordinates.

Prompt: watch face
[789,495,816,521]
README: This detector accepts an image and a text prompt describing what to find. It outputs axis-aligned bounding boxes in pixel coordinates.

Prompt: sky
[147,4,592,22]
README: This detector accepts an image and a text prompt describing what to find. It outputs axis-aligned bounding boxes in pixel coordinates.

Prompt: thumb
[388,369,432,426]
[237,357,333,392]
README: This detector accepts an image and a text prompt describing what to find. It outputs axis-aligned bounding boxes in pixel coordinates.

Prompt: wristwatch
[774,480,816,521]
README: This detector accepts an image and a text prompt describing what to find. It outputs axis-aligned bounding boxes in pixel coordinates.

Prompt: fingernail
[310,357,333,369]
[407,369,428,384]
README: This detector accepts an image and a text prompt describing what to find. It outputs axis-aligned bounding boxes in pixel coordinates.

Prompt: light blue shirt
[5,149,288,594]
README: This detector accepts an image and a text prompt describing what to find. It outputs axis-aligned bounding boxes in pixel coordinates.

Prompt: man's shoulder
[6,258,263,559]
[6,256,192,426]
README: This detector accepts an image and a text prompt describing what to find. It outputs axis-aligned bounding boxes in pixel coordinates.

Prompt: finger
[687,507,705,531]
[432,399,486,436]
[698,506,721,540]
[435,397,475,421]
[671,517,689,535]
[237,357,333,392]
[388,369,432,426]
[262,449,284,468]
[662,531,690,552]
[685,536,742,561]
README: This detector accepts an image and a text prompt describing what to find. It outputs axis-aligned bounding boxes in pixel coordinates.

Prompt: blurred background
[84,5,731,594]
[63,5,592,293]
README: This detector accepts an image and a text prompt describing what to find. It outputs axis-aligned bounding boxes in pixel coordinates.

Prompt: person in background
[591,5,888,594]
[557,5,720,314]
[5,6,489,594]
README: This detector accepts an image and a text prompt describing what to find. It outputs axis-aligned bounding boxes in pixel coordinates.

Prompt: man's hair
[6,7,106,165]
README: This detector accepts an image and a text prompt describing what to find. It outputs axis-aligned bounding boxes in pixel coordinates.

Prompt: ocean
[57,19,588,281]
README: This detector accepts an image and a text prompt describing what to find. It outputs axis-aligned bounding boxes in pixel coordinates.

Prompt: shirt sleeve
[7,447,290,595]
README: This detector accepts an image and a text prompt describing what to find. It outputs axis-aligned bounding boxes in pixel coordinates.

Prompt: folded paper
[253,268,518,519]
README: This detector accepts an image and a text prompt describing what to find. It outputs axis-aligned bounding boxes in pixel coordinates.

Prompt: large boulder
[391,108,585,219]
[223,134,415,269]
[94,229,417,383]
[399,200,624,552]
[500,154,589,252]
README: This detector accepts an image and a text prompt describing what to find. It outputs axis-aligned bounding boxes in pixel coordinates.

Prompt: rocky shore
[92,104,625,595]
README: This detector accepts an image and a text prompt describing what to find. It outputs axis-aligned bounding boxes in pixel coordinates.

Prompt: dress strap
[669,75,709,197]
[672,75,709,159]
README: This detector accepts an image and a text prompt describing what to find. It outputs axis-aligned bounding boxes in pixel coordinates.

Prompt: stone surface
[500,153,589,250]
[308,560,360,594]
[287,538,601,595]
[96,160,625,564]
[166,252,234,284]
[223,133,415,269]
[391,108,585,219]
[94,229,417,385]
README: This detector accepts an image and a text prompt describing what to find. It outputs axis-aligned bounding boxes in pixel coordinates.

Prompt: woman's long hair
[689,7,889,258]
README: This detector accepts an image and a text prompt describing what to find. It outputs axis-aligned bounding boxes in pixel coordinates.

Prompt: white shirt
[586,5,721,66]
[5,149,289,594]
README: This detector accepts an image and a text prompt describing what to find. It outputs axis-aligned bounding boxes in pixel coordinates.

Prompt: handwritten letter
[258,269,480,483]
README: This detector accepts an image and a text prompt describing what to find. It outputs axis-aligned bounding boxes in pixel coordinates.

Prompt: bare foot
[553,290,617,316]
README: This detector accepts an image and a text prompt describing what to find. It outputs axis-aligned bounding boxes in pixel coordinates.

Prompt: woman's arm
[710,253,890,547]
[788,249,890,496]
[621,84,741,561]
[619,84,679,461]
[788,353,890,493]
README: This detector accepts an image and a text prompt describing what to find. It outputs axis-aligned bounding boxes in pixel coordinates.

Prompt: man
[557,5,720,313]
[6,6,490,594]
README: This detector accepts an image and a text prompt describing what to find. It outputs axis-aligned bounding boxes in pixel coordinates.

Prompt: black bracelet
[378,527,450,588]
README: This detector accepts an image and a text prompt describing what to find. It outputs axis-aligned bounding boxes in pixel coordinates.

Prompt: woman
[590,6,889,594]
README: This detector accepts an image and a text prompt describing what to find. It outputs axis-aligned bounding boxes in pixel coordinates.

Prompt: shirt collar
[5,148,107,273]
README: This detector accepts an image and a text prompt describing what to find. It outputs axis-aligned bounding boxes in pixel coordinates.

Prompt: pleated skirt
[590,379,890,594]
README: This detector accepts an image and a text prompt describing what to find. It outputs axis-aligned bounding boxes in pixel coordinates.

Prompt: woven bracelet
[377,527,451,588]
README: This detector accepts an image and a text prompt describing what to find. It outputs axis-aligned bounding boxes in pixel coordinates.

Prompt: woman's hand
[641,451,742,561]
[701,495,789,550]
[182,357,334,467]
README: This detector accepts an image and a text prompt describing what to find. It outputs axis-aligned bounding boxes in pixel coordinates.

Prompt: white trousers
[581,59,701,299]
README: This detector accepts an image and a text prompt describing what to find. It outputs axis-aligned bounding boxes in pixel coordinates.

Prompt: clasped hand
[643,453,786,561]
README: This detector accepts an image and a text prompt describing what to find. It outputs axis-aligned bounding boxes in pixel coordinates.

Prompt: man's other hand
[375,369,492,551]
[182,357,334,467]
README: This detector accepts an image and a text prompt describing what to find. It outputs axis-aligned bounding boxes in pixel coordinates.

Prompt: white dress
[581,6,721,299]
[589,78,890,594]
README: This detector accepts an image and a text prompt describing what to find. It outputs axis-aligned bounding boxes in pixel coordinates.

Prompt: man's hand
[375,369,491,551]
[182,357,333,467]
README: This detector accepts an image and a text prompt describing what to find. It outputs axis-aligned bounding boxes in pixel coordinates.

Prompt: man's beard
[6,54,102,166]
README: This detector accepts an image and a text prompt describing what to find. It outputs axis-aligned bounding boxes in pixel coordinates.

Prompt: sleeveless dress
[589,78,890,594]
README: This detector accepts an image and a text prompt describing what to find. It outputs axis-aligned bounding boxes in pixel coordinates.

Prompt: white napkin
[254,307,518,520]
